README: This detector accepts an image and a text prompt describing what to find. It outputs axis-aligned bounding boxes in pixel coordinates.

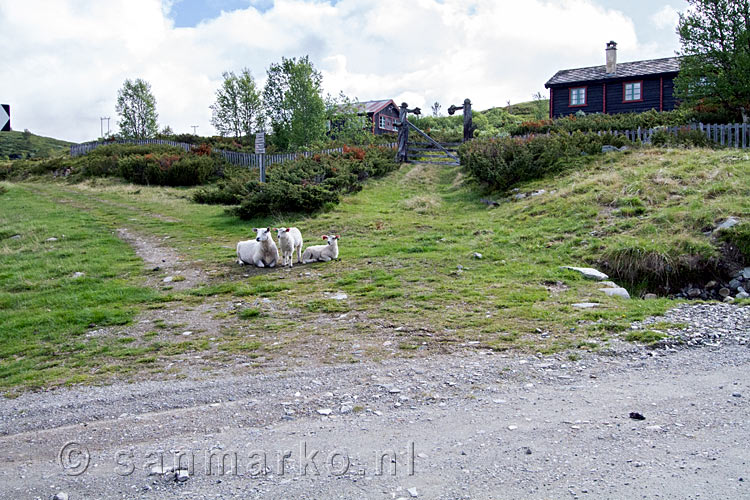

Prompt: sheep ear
[252,228,258,232]
[322,235,328,240]
[286,228,290,232]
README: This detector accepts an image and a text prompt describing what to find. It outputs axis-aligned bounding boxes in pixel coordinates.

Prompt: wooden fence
[515,122,750,148]
[70,139,397,168]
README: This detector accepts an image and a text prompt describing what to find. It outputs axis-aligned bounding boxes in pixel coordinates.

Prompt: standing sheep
[275,227,303,268]
[236,227,279,268]
[302,235,340,263]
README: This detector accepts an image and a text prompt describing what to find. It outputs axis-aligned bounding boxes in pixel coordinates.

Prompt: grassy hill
[0,130,73,160]
[0,146,748,391]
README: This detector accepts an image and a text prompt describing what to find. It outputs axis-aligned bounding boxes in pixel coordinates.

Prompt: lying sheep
[236,227,279,268]
[275,227,303,268]
[302,234,340,263]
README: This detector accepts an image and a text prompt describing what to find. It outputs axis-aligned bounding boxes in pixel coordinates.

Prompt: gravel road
[1,306,749,500]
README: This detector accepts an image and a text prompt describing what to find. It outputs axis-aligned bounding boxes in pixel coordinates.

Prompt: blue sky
[2,0,686,142]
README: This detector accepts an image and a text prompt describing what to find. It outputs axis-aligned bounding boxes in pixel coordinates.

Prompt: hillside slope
[1,147,748,390]
[0,130,72,159]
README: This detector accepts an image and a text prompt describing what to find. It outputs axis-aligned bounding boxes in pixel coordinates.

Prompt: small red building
[358,99,400,135]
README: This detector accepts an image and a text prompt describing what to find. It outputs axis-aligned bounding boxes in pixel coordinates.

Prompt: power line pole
[191,125,199,135]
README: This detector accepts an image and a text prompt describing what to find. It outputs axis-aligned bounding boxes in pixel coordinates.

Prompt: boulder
[599,287,631,299]
[561,266,609,281]
[714,216,740,232]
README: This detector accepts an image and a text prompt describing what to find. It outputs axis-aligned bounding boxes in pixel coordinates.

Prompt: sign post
[0,104,10,132]
[255,132,266,182]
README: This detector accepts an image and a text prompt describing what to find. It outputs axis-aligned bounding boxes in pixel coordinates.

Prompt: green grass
[0,130,73,159]
[0,184,157,389]
[2,146,748,391]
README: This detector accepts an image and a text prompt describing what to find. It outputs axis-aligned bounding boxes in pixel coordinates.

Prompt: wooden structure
[447,98,476,142]
[545,41,680,118]
[395,102,421,162]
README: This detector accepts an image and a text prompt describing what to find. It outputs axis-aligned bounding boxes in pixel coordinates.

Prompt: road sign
[255,132,265,154]
[0,104,9,132]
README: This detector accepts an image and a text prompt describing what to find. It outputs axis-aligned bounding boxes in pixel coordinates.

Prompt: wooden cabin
[358,100,400,135]
[545,42,681,118]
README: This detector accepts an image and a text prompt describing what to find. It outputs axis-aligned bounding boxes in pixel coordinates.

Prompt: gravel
[0,304,748,499]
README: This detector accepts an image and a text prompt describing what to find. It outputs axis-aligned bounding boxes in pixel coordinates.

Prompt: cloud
[651,5,680,30]
[0,0,677,142]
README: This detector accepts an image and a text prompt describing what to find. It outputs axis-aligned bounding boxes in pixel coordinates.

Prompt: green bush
[222,145,397,218]
[118,153,218,186]
[650,127,713,148]
[509,108,734,136]
[458,132,633,191]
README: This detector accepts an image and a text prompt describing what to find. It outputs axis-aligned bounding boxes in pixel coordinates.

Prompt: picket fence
[516,122,750,149]
[70,139,398,168]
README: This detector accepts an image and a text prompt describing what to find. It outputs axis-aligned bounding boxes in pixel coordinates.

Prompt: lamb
[275,227,303,268]
[301,234,340,263]
[236,227,279,268]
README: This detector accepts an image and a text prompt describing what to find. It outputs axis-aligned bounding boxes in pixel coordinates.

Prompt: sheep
[302,234,340,263]
[275,227,303,268]
[236,227,279,268]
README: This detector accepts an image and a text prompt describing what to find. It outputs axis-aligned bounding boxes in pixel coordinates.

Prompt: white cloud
[651,5,680,30]
[0,0,678,142]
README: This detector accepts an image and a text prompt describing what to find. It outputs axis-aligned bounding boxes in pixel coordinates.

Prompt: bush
[650,127,713,148]
[118,153,217,186]
[215,145,397,218]
[458,132,633,191]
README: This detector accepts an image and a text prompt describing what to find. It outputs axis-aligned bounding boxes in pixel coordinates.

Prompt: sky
[0,0,685,143]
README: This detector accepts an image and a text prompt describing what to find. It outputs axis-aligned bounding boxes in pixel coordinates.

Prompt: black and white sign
[0,104,9,132]
[254,132,265,154]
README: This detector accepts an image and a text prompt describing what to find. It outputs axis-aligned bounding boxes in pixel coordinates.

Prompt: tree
[325,92,370,144]
[115,78,159,139]
[674,0,750,122]
[431,101,442,117]
[263,56,326,150]
[210,69,264,138]
[531,92,547,120]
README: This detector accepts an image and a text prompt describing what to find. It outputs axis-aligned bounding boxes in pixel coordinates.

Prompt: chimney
[606,41,617,74]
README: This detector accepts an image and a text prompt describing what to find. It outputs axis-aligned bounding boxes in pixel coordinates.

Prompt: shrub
[225,145,397,218]
[118,153,217,186]
[458,132,633,191]
[650,127,713,148]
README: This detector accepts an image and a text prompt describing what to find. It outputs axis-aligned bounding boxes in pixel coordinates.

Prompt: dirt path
[0,341,747,499]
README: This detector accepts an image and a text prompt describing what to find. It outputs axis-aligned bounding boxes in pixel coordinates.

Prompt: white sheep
[236,227,279,268]
[275,227,303,268]
[302,234,340,263]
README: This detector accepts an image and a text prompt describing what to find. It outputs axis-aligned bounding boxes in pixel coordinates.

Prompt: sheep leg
[319,256,332,262]
[255,259,265,268]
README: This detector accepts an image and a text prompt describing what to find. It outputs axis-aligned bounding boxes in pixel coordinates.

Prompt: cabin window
[569,87,586,107]
[624,81,642,102]
[379,116,394,131]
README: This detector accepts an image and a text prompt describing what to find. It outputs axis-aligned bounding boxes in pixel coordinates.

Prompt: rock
[705,280,718,289]
[741,267,750,280]
[472,252,483,259]
[737,292,750,299]
[724,296,735,303]
[719,287,731,297]
[729,279,742,291]
[407,487,419,497]
[181,331,193,336]
[714,216,740,232]
[340,405,352,414]
[45,237,58,242]
[331,292,348,300]
[738,286,747,294]
[10,234,20,239]
[600,287,631,299]
[163,276,174,283]
[561,266,609,281]
[732,393,742,398]
[629,412,646,420]
[317,408,332,416]
[508,425,518,430]
[643,293,658,300]
[175,468,189,482]
[71,272,85,279]
[572,302,600,309]
[530,189,546,197]
[601,145,619,153]
[52,493,69,500]
[513,193,527,200]
[687,288,702,298]
[599,281,619,288]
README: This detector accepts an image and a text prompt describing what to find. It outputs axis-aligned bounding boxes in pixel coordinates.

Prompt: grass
[0,130,73,159]
[1,146,748,391]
